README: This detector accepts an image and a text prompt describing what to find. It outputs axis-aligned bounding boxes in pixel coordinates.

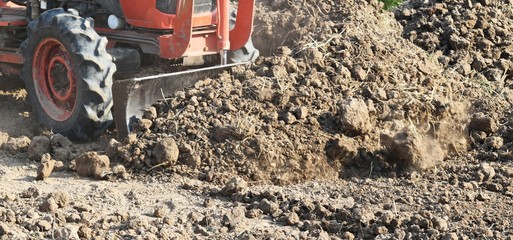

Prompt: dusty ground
[1,0,513,239]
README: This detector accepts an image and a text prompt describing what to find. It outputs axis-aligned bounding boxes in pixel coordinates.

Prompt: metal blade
[112,62,246,139]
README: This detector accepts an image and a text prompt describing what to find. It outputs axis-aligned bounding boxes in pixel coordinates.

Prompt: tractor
[0,0,258,139]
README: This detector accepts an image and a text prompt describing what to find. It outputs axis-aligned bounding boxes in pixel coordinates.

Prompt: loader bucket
[112,62,246,139]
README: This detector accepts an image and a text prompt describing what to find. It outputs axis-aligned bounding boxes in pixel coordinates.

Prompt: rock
[293,106,309,119]
[154,205,168,218]
[105,138,120,159]
[432,217,448,231]
[381,127,445,171]
[28,135,50,160]
[300,48,324,68]
[212,126,236,142]
[337,98,372,136]
[442,233,458,240]
[39,197,58,213]
[184,154,202,169]
[246,209,263,219]
[0,132,8,149]
[36,154,56,180]
[21,187,40,198]
[50,191,70,208]
[37,220,52,231]
[325,136,358,163]
[78,225,92,239]
[285,212,300,226]
[54,226,80,240]
[351,65,367,81]
[341,232,355,240]
[3,136,31,154]
[221,177,248,196]
[74,152,111,179]
[258,199,280,215]
[282,112,297,124]
[222,206,246,228]
[0,222,10,235]
[137,118,153,131]
[53,147,71,161]
[479,163,496,181]
[352,207,375,225]
[143,106,158,120]
[469,113,498,133]
[152,138,179,165]
[485,136,503,149]
[50,134,72,148]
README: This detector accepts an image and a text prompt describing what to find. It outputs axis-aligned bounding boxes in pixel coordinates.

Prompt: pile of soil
[397,0,513,163]
[110,0,468,185]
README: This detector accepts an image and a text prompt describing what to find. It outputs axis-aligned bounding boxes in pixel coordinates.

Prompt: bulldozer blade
[112,62,246,139]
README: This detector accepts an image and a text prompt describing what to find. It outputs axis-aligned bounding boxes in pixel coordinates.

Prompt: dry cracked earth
[1,0,513,239]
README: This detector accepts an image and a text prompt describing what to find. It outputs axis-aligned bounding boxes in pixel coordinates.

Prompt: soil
[1,0,513,239]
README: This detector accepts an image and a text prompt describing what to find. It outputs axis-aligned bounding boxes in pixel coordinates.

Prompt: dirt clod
[381,128,444,171]
[337,98,372,136]
[74,152,110,179]
[36,153,55,180]
[152,138,179,165]
[28,135,50,160]
[3,136,30,154]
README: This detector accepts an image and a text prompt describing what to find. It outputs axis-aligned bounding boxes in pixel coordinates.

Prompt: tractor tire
[21,8,116,140]
[228,11,260,63]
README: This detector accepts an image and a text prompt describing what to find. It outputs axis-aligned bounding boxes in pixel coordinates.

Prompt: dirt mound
[396,0,513,162]
[107,0,469,185]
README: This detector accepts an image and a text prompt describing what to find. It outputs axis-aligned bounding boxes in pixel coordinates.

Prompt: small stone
[293,106,309,119]
[0,222,10,235]
[112,165,126,175]
[78,225,92,239]
[375,225,388,234]
[143,106,158,120]
[221,177,248,196]
[74,152,110,179]
[50,191,70,208]
[21,187,40,198]
[258,199,280,215]
[152,138,179,165]
[0,132,9,149]
[51,134,72,148]
[337,98,371,136]
[352,65,367,81]
[154,205,168,218]
[245,209,263,219]
[3,136,31,154]
[442,233,458,240]
[37,220,52,231]
[485,136,503,149]
[36,154,56,180]
[39,197,58,213]
[479,163,496,181]
[432,217,448,231]
[54,226,80,239]
[476,193,491,201]
[138,119,153,131]
[341,231,355,240]
[469,113,498,133]
[282,112,297,124]
[28,136,51,160]
[285,212,300,226]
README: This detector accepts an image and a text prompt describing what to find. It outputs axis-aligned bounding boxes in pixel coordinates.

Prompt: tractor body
[0,0,258,139]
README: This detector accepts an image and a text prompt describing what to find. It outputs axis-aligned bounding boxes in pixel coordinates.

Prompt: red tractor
[0,0,258,139]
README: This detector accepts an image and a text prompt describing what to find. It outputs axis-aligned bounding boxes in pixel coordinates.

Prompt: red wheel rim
[33,38,77,121]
